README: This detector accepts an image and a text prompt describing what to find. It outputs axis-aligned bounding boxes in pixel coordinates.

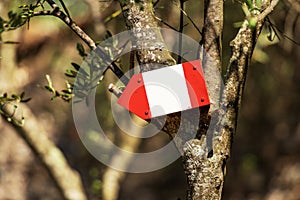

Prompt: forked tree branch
[183,0,280,199]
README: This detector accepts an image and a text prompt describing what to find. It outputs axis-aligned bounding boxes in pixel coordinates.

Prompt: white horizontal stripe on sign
[142,64,191,117]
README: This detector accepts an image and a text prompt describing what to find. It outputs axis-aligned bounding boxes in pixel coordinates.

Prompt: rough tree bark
[183,0,279,199]
[120,0,176,70]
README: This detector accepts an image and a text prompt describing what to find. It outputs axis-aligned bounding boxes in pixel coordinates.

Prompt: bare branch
[45,0,96,49]
[177,4,202,36]
[58,0,71,19]
[256,0,280,22]
[1,104,87,200]
[154,15,179,31]
[178,0,185,64]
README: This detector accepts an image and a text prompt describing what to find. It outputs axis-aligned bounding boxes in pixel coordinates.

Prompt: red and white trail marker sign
[117,60,210,120]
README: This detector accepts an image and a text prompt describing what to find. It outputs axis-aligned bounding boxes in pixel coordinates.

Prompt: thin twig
[266,17,281,41]
[45,0,96,49]
[256,0,280,21]
[179,7,202,36]
[58,0,71,19]
[178,0,184,64]
[129,50,136,77]
[104,9,123,23]
[43,0,129,84]
[153,0,160,7]
[169,0,203,36]
[154,15,178,31]
[266,17,300,46]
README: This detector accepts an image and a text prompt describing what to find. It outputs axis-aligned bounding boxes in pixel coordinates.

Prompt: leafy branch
[43,30,125,103]
[0,0,132,106]
[1,0,127,84]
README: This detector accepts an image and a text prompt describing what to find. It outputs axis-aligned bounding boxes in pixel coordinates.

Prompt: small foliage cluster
[0,92,31,126]
[43,42,100,103]
[44,74,74,102]
[0,92,31,104]
[43,43,87,102]
[0,1,46,41]
[43,43,90,102]
[44,29,122,103]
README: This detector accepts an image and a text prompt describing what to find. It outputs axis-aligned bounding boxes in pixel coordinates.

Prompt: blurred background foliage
[0,0,299,200]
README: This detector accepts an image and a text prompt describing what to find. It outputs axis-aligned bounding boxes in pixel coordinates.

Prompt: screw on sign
[117,60,210,120]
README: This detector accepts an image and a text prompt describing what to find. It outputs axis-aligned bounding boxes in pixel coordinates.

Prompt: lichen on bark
[120,0,204,142]
[183,1,279,199]
[120,0,176,72]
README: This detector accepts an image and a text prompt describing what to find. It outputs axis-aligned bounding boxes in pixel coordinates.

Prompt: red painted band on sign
[117,74,151,119]
[182,60,210,108]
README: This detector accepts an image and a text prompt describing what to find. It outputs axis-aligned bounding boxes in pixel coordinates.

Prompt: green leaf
[106,30,113,37]
[267,25,276,41]
[245,0,254,10]
[45,85,55,93]
[62,89,72,94]
[11,94,18,99]
[65,72,76,78]
[51,95,58,101]
[66,81,74,89]
[2,41,20,44]
[71,62,80,71]
[65,69,77,77]
[20,91,25,99]
[46,74,53,87]
[0,17,5,35]
[21,98,31,103]
[8,11,15,19]
[256,0,262,9]
[76,43,87,57]
[72,63,89,76]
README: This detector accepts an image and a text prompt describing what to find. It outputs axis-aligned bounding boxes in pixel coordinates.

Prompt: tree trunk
[183,0,279,199]
[120,0,279,199]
